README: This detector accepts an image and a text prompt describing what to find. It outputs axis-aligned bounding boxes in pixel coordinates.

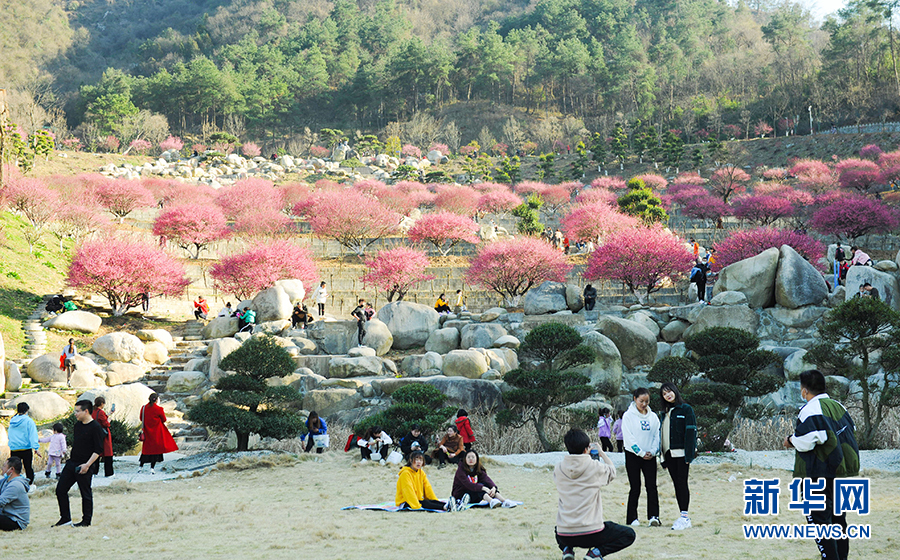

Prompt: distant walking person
[351,298,368,347]
[92,397,115,477]
[139,394,178,474]
[612,410,625,452]
[62,338,78,386]
[784,370,860,560]
[597,408,613,452]
[53,400,104,528]
[9,402,41,487]
[312,282,328,317]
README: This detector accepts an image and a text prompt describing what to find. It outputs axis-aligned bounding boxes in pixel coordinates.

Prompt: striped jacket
[791,393,860,479]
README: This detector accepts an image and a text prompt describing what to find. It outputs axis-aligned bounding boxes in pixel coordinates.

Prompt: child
[555,428,635,559]
[395,451,451,511]
[612,410,625,453]
[597,408,613,452]
[39,423,66,479]
[452,450,516,509]
[454,409,475,452]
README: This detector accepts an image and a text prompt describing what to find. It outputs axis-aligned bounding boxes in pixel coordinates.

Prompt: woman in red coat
[92,397,114,477]
[139,393,178,474]
[455,409,476,452]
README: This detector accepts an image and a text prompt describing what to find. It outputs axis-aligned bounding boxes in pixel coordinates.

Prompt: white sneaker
[150,468,156,475]
[630,520,640,527]
[28,485,36,494]
[488,498,502,508]
[671,516,691,530]
[360,459,368,463]
[459,494,471,510]
[501,499,517,508]
[379,459,386,466]
[649,517,661,527]
[447,497,458,512]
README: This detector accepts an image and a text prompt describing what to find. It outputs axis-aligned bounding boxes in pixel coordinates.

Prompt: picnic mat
[342,501,522,512]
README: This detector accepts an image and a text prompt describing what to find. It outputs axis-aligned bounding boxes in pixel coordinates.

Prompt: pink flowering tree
[631,174,667,191]
[215,178,283,220]
[67,238,191,315]
[477,188,521,218]
[5,177,60,251]
[408,211,480,256]
[150,180,217,208]
[680,194,732,224]
[514,181,548,195]
[362,247,435,301]
[709,165,750,203]
[754,121,773,138]
[584,226,694,305]
[859,144,883,160]
[241,142,262,158]
[303,190,399,256]
[731,195,794,226]
[466,237,572,306]
[49,192,111,250]
[211,240,318,300]
[401,144,422,158]
[810,195,900,241]
[539,183,575,215]
[231,209,293,239]
[159,136,184,153]
[434,185,480,216]
[153,205,228,258]
[836,158,881,193]
[94,179,155,223]
[128,139,152,155]
[560,202,639,242]
[575,188,617,206]
[279,182,311,214]
[713,227,824,270]
[590,177,628,191]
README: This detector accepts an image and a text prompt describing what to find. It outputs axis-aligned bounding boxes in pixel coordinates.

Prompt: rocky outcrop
[201,317,240,339]
[684,304,760,336]
[93,332,145,363]
[251,286,293,322]
[845,266,900,311]
[43,311,102,334]
[774,245,828,309]
[362,318,393,356]
[6,392,70,421]
[575,331,623,389]
[376,301,440,349]
[442,349,489,379]
[712,247,780,308]
[460,323,508,350]
[425,328,460,354]
[523,281,568,315]
[596,315,657,368]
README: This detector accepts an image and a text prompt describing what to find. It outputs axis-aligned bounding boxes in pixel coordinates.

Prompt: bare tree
[404,112,443,148]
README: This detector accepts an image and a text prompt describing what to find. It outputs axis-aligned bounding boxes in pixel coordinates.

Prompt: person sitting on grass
[432,425,464,468]
[399,425,431,464]
[451,450,516,510]
[0,457,30,531]
[395,451,452,512]
[358,426,393,463]
[555,428,635,560]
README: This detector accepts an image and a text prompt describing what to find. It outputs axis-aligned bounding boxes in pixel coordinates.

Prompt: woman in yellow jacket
[396,451,453,511]
[434,293,451,314]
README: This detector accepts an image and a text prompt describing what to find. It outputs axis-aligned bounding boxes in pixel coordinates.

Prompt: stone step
[183,335,203,341]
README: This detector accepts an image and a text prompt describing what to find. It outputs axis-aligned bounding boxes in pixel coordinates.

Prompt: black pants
[584,298,596,311]
[664,451,690,513]
[360,444,388,460]
[600,437,613,452]
[616,440,624,452]
[56,461,94,524]
[194,309,206,320]
[435,304,451,313]
[101,455,114,477]
[556,522,635,556]
[305,435,324,454]
[695,279,706,301]
[433,449,460,465]
[401,499,445,510]
[806,478,849,560]
[317,303,325,316]
[625,451,659,524]
[0,514,23,531]
[10,450,34,485]
[357,321,366,345]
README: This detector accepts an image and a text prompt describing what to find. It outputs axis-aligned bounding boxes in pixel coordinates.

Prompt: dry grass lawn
[5,454,897,559]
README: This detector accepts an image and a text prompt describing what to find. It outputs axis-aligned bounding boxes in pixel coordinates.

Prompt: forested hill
[2,0,898,149]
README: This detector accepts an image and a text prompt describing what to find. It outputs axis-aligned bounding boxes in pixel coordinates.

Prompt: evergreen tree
[570,141,589,179]
[537,152,556,181]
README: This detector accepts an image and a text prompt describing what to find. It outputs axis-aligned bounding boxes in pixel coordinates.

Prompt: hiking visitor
[53,399,104,528]
[597,408,613,452]
[455,409,475,452]
[395,451,451,511]
[689,260,708,302]
[622,387,660,527]
[303,411,327,454]
[432,425,464,468]
[659,382,696,530]
[555,428,635,560]
[583,284,597,311]
[833,244,846,289]
[848,246,873,267]
[39,423,66,479]
[62,338,77,386]
[8,403,40,488]
[351,298,368,347]
[139,393,178,474]
[451,450,516,509]
[0,457,30,531]
[193,296,209,320]
[92,397,114,477]
[312,281,328,317]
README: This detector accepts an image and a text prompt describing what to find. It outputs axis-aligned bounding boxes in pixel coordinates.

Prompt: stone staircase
[23,296,50,360]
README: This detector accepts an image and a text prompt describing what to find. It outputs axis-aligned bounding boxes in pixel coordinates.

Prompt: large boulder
[79,383,156,427]
[422,377,504,410]
[596,315,657,368]
[70,368,103,389]
[425,328,460,354]
[566,284,584,312]
[775,245,829,309]
[43,311,102,333]
[784,349,818,381]
[624,311,660,338]
[712,247,780,308]
[460,323,508,350]
[6,392,70,421]
[143,341,169,364]
[104,362,148,386]
[136,329,174,350]
[768,306,827,329]
[307,320,357,355]
[845,266,900,311]
[201,317,240,339]
[684,304,760,337]
[93,332,146,363]
[303,389,361,417]
[523,281,568,315]
[167,371,207,393]
[376,302,440,349]
[400,352,443,377]
[661,320,689,343]
[710,291,749,306]
[274,279,306,304]
[328,356,384,378]
[251,285,293,322]
[362,318,393,356]
[575,331,624,389]
[27,353,67,384]
[208,338,243,382]
[442,350,489,379]
[5,361,22,391]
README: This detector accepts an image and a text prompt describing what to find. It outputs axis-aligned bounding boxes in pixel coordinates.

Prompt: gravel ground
[488,449,900,472]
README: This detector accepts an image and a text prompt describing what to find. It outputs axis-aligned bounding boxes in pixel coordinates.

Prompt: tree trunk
[236,431,250,452]
[535,408,552,452]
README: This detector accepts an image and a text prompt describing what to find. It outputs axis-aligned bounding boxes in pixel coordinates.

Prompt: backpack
[690,267,703,282]
[835,247,845,262]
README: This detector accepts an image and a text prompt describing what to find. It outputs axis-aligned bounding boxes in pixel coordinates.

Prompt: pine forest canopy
[4,0,900,146]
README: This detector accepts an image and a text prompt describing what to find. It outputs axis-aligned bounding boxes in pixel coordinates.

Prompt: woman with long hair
[622,387,660,527]
[659,382,696,530]
[139,393,178,474]
[304,411,327,454]
[92,397,114,477]
[395,451,451,511]
[451,450,516,509]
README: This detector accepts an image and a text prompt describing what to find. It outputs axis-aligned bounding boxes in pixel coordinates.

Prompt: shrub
[401,144,422,158]
[392,384,447,409]
[159,135,184,152]
[309,145,330,158]
[353,385,455,438]
[428,143,449,154]
[242,142,261,158]
[110,419,140,455]
[648,356,698,388]
[859,144,883,161]
[129,139,152,154]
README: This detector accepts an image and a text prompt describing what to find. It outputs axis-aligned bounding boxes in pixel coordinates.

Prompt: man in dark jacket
[689,261,708,302]
[399,426,431,464]
[351,298,367,347]
[583,284,597,311]
[784,370,860,560]
[54,399,104,528]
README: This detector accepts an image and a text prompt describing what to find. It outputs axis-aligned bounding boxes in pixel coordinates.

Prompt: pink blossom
[67,237,191,315]
[560,202,639,242]
[753,121,773,137]
[309,146,330,158]
[859,144,883,161]
[362,247,435,301]
[539,183,573,214]
[465,237,572,306]
[100,136,120,153]
[153,205,228,258]
[761,168,787,181]
[401,144,423,158]
[428,143,449,155]
[434,185,479,216]
[584,226,694,304]
[94,179,155,223]
[159,136,184,152]
[49,193,111,249]
[877,150,900,169]
[731,195,794,226]
[408,211,480,256]
[515,181,548,195]
[631,174,667,191]
[810,195,899,241]
[304,190,399,256]
[673,172,706,185]
[590,177,627,191]
[215,178,283,220]
[680,194,731,222]
[5,176,59,251]
[477,189,521,217]
[211,240,318,300]
[713,227,824,270]
[231,209,293,240]
[278,182,312,213]
[836,158,881,193]
[241,142,262,158]
[128,139,152,154]
[575,188,617,206]
[709,165,750,202]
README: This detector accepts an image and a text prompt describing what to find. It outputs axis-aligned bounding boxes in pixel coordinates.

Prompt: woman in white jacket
[311,282,327,317]
[622,387,661,527]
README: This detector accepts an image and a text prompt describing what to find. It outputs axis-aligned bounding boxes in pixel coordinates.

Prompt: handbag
[312,434,329,449]
[138,405,146,441]
[59,354,66,370]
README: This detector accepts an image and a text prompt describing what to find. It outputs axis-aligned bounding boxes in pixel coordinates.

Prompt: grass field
[6,453,897,559]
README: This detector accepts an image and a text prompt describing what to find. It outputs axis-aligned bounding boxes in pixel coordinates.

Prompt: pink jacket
[39,433,67,457]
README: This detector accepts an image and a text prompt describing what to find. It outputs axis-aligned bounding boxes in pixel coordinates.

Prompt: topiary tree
[805,297,900,449]
[617,186,668,225]
[497,323,597,451]
[109,419,140,455]
[511,193,545,236]
[681,327,782,451]
[352,384,456,439]
[648,356,698,389]
[187,336,303,451]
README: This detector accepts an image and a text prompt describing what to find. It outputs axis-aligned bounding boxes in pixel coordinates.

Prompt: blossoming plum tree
[362,247,435,301]
[211,240,318,300]
[302,190,399,256]
[810,195,900,242]
[713,227,824,269]
[466,238,571,306]
[560,202,639,242]
[153,205,228,258]
[408,211,480,256]
[94,178,155,223]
